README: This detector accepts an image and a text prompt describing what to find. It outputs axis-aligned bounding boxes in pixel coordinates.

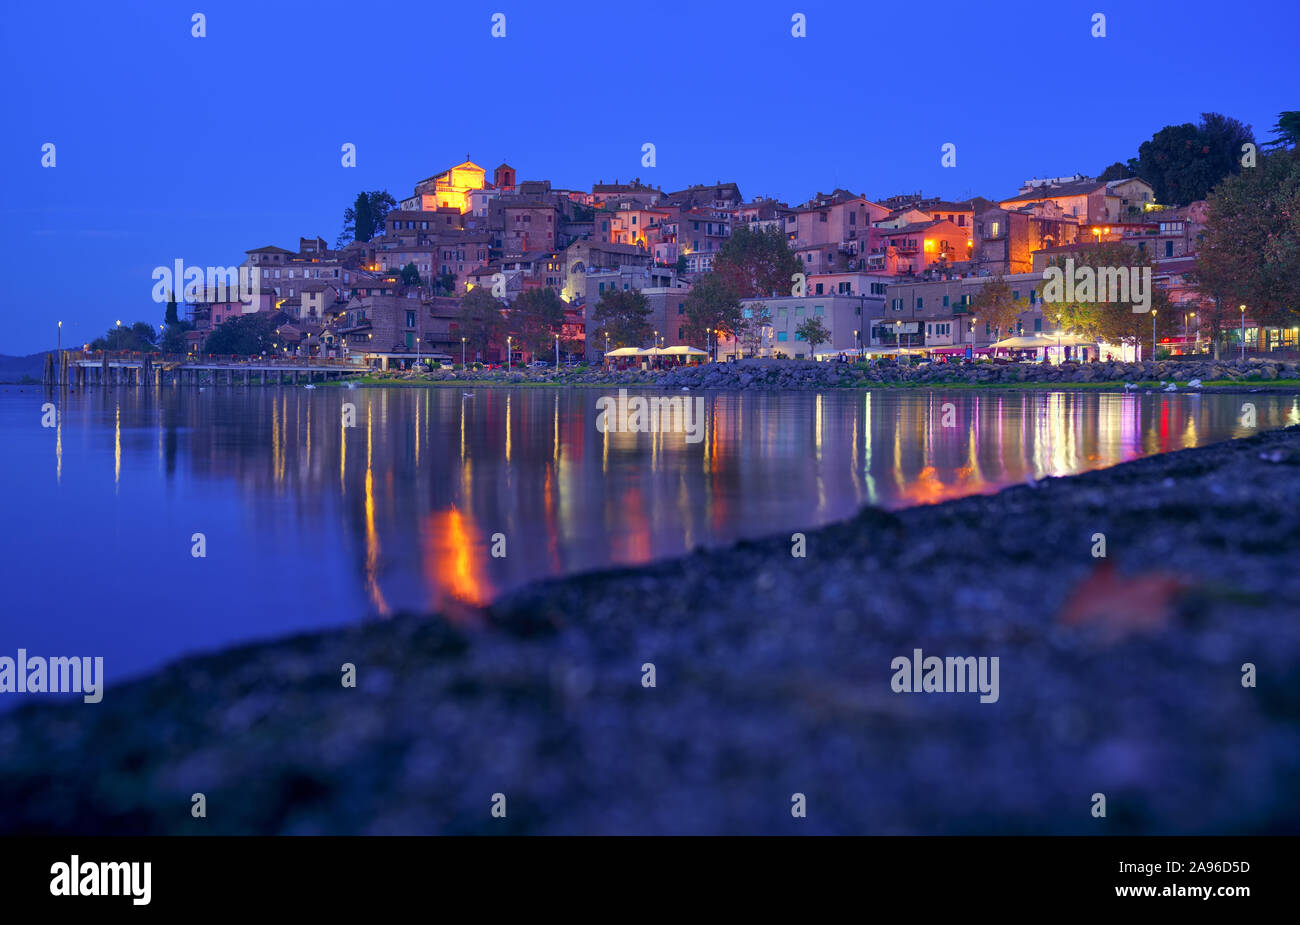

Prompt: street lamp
[1240,305,1246,361]
[555,332,560,368]
[461,336,466,366]
[507,336,512,370]
[1151,309,1157,361]
[57,320,62,354]
[854,329,859,360]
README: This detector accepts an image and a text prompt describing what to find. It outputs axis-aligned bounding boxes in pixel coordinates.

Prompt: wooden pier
[43,351,365,388]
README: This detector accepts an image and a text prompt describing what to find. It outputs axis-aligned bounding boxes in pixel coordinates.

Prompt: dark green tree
[338,190,397,246]
[457,287,508,361]
[682,273,743,347]
[794,317,831,357]
[164,290,179,326]
[1195,148,1300,330]
[1265,111,1300,150]
[591,288,653,348]
[1098,162,1133,182]
[1127,113,1254,205]
[90,321,159,352]
[399,262,421,286]
[202,312,279,355]
[508,288,566,355]
[712,224,802,298]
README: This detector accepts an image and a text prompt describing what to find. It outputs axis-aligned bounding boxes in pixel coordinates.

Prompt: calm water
[3,384,1297,684]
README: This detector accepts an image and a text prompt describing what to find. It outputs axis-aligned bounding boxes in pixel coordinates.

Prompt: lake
[3,384,1296,685]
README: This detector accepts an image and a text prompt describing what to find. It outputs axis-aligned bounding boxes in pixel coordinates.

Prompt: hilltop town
[166,155,1261,367]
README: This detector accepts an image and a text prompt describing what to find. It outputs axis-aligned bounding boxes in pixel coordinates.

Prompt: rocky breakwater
[374,357,1300,391]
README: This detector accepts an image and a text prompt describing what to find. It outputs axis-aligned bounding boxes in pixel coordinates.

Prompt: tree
[1041,241,1173,347]
[682,274,743,349]
[740,302,772,357]
[457,288,507,361]
[436,271,458,295]
[338,190,397,246]
[508,287,566,355]
[1128,113,1254,205]
[161,321,194,355]
[399,262,422,286]
[712,225,802,297]
[794,317,831,358]
[90,321,159,353]
[591,288,653,348]
[674,254,688,275]
[1098,162,1133,182]
[202,312,278,355]
[969,277,1023,341]
[1194,147,1300,334]
[164,291,179,326]
[1264,111,1300,150]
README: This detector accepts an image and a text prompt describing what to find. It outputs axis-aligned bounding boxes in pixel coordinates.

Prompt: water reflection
[9,385,1295,678]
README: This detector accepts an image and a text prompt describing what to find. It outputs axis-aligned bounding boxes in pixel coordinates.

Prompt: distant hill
[0,353,48,383]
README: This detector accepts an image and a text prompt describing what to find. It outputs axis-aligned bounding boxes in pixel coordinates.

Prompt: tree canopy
[711,225,802,298]
[1125,113,1254,205]
[794,317,831,356]
[1040,242,1173,345]
[508,287,566,355]
[591,288,653,348]
[1195,148,1300,329]
[338,190,397,246]
[202,312,279,355]
[681,274,743,346]
[457,288,507,360]
[90,321,159,352]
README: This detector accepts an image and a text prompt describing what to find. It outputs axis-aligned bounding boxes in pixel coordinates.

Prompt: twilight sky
[1,0,1292,355]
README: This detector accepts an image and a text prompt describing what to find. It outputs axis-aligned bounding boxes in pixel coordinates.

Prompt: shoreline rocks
[361,356,1300,393]
[2,428,1298,834]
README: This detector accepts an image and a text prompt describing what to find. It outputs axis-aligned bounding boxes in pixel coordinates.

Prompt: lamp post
[1151,309,1157,361]
[854,329,859,360]
[507,336,512,370]
[555,333,560,368]
[1240,305,1246,361]
[461,336,466,367]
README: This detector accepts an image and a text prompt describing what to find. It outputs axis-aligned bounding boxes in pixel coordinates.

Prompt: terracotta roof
[1002,180,1105,203]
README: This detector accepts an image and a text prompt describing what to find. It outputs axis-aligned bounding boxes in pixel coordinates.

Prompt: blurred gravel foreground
[3,428,1299,835]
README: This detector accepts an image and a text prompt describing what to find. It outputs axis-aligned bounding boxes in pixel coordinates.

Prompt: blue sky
[1,0,1293,354]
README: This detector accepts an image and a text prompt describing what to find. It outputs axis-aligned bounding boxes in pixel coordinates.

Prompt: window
[1034,318,1042,332]
[815,305,824,316]
[916,297,923,309]
[815,283,824,294]
[990,222,1000,237]
[777,331,788,341]
[677,303,684,315]
[1012,291,1020,301]
[406,311,416,328]
[849,213,856,225]
[942,295,950,307]
[1165,240,1174,257]
[794,331,805,340]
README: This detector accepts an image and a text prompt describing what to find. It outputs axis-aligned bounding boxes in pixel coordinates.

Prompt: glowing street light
[507,335,512,370]
[1240,305,1247,361]
[1151,309,1157,360]
[461,336,466,366]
